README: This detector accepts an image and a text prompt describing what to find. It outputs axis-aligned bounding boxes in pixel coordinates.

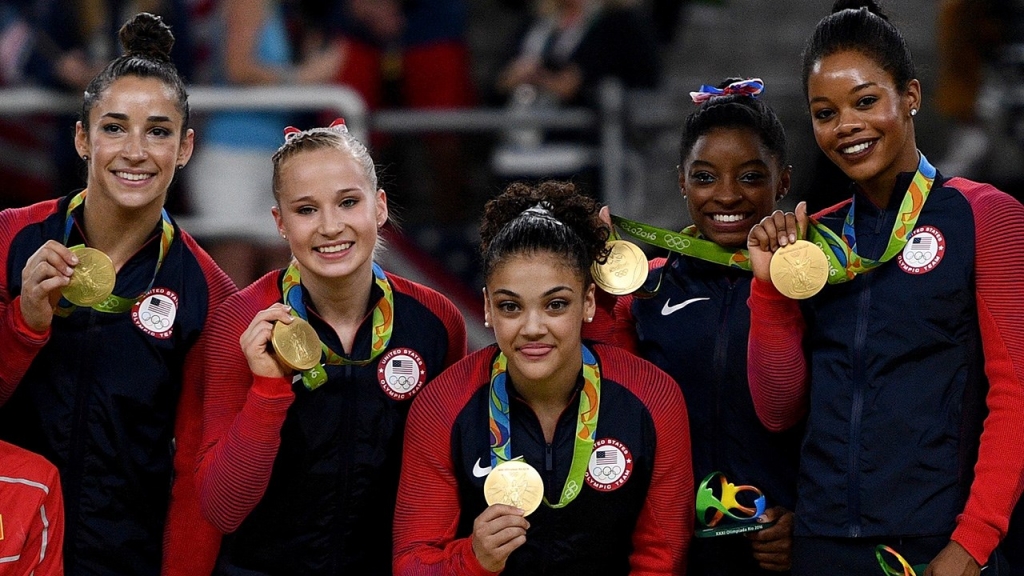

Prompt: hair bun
[119,13,175,63]
[830,0,887,19]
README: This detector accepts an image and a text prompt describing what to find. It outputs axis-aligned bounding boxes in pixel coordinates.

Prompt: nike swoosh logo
[473,458,492,478]
[661,297,710,316]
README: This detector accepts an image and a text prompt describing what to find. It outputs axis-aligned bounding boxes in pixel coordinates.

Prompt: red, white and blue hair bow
[689,78,764,104]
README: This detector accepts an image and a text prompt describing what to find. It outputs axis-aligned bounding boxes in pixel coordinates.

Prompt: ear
[678,170,687,197]
[74,121,89,159]
[482,287,492,325]
[177,128,195,168]
[583,282,596,323]
[777,165,793,202]
[905,79,922,117]
[272,205,286,241]
[375,188,388,228]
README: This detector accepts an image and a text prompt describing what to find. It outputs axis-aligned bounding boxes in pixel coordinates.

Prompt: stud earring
[176,164,183,170]
[586,317,593,323]
[484,321,490,328]
[910,108,918,117]
[81,155,89,161]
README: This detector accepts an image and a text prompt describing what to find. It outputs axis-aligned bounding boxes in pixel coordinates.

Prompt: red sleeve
[746,277,808,431]
[947,180,1024,563]
[195,276,296,534]
[585,256,667,352]
[29,461,64,576]
[598,345,691,575]
[0,202,59,406]
[163,235,237,576]
[393,353,497,576]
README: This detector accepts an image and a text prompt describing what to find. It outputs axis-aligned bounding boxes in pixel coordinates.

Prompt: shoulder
[388,271,464,323]
[0,198,61,256]
[0,441,59,494]
[207,271,281,335]
[594,343,680,401]
[414,347,493,418]
[177,228,237,303]
[943,177,1022,214]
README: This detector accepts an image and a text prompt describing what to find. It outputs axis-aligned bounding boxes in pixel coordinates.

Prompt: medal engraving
[769,240,829,299]
[62,246,116,307]
[271,317,322,372]
[592,240,648,295]
[483,460,544,516]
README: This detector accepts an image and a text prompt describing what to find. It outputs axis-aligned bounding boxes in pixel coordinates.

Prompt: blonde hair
[271,126,378,202]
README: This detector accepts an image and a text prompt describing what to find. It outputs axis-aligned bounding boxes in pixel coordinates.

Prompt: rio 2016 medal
[591,240,648,295]
[271,317,322,372]
[769,240,829,300]
[483,460,544,516]
[62,246,115,307]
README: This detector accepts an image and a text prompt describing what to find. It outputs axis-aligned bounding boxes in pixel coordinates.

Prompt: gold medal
[769,240,830,300]
[271,317,322,372]
[483,460,544,516]
[591,240,648,295]
[61,246,115,307]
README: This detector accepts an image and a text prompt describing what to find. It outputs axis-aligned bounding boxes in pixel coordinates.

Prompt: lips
[711,213,752,224]
[315,242,353,254]
[113,170,154,182]
[518,343,554,359]
[838,139,876,157]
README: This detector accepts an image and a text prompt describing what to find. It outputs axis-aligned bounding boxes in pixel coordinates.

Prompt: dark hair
[801,0,915,97]
[479,181,610,283]
[80,13,190,133]
[679,78,787,168]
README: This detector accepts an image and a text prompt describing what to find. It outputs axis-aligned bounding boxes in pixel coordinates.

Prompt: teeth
[317,243,352,253]
[712,214,747,223]
[842,142,871,154]
[115,171,152,181]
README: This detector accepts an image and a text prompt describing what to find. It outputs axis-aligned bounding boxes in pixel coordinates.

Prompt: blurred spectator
[494,0,660,108]
[22,0,193,197]
[185,0,342,286]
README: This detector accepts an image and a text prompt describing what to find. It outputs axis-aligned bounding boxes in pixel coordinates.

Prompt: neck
[82,193,164,270]
[857,145,920,209]
[299,260,376,327]
[508,345,582,414]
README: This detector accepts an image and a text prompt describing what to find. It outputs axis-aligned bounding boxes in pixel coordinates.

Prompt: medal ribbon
[488,344,600,509]
[807,153,935,284]
[610,215,751,270]
[56,190,174,315]
[280,259,395,390]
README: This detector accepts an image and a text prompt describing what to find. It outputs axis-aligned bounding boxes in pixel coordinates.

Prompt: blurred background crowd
[1,0,1022,341]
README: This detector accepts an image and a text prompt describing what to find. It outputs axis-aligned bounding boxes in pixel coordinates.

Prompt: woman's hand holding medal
[747,506,794,572]
[241,303,298,380]
[471,504,529,572]
[747,201,809,283]
[19,240,79,332]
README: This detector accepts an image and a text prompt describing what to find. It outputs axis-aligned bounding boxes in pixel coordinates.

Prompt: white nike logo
[661,297,710,316]
[473,458,492,478]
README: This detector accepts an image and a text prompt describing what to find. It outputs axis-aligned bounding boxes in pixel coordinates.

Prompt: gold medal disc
[591,240,649,295]
[271,317,322,372]
[769,240,830,300]
[483,460,544,516]
[61,246,116,307]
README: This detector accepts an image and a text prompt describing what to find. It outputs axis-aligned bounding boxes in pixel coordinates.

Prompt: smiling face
[74,75,193,215]
[682,126,789,249]
[806,50,920,198]
[272,147,387,285]
[484,251,596,390]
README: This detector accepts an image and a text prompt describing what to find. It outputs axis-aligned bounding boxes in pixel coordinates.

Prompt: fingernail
[779,237,788,246]
[70,255,79,264]
[789,233,797,243]
[66,267,74,275]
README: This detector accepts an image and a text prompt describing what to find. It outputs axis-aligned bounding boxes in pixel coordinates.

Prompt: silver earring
[910,108,918,117]
[81,155,88,161]
[586,317,593,323]
[484,321,490,328]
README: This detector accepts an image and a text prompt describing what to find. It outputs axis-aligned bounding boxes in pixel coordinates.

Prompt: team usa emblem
[897,225,945,275]
[131,288,178,339]
[585,438,633,492]
[377,347,426,401]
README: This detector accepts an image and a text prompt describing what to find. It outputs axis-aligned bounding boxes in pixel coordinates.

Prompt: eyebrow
[689,159,768,170]
[288,188,363,204]
[809,82,878,104]
[493,285,575,298]
[100,113,174,123]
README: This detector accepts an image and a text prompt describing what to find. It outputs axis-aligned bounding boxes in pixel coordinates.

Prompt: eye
[497,300,519,314]
[340,197,358,208]
[150,126,172,137]
[812,107,835,121]
[740,171,767,184]
[101,123,125,134]
[547,299,569,312]
[856,95,878,108]
[690,171,715,184]
[296,205,316,215]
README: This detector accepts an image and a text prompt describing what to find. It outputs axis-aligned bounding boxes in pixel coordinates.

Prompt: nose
[318,206,345,236]
[715,181,743,207]
[834,108,863,137]
[521,308,547,338]
[121,131,148,162]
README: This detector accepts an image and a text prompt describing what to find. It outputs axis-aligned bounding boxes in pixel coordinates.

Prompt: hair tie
[689,78,764,104]
[282,118,349,143]
[329,118,348,133]
[283,126,301,141]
